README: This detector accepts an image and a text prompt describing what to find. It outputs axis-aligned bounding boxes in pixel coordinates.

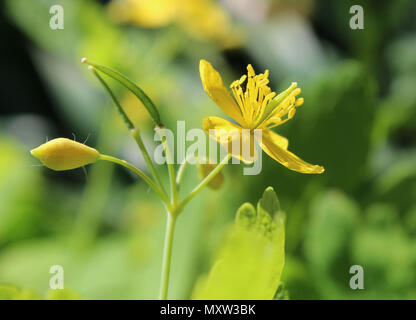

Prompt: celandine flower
[31,138,100,171]
[200,60,324,174]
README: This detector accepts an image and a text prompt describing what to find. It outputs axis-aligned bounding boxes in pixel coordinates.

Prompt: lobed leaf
[192,187,285,300]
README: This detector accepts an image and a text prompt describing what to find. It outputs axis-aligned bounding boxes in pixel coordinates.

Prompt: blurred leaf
[192,187,285,299]
[405,205,416,236]
[305,190,359,298]
[0,284,40,300]
[280,256,317,300]
[352,226,416,299]
[373,152,416,212]
[5,0,78,57]
[371,91,416,149]
[0,284,84,300]
[364,203,399,230]
[293,61,377,192]
[46,288,85,300]
[0,136,45,244]
[313,0,414,70]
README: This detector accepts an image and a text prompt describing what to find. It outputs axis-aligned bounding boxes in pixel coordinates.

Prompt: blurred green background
[0,0,415,299]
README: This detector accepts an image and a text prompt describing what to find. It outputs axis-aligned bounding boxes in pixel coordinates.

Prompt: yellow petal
[256,129,324,174]
[200,60,246,126]
[258,126,289,150]
[203,116,256,163]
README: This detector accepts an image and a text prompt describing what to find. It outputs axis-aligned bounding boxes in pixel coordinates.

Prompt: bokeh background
[0,0,416,299]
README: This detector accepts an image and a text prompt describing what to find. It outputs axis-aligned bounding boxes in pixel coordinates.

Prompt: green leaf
[192,187,285,300]
[82,58,162,126]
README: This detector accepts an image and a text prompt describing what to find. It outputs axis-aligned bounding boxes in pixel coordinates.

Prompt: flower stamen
[230,64,279,128]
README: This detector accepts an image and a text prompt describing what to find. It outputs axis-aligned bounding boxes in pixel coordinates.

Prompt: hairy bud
[31,138,100,171]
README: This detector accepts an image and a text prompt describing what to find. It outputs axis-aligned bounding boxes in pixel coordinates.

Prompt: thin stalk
[156,128,179,206]
[159,212,177,300]
[130,128,168,199]
[99,154,169,204]
[175,154,196,188]
[179,153,232,209]
[88,66,169,201]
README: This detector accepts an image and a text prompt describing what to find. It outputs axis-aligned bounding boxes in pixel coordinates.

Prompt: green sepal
[82,58,162,126]
[88,66,134,130]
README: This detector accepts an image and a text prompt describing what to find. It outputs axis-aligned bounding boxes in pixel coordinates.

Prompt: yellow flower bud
[197,162,224,190]
[30,138,100,171]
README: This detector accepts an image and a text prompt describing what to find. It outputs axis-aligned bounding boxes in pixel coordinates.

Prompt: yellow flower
[200,60,324,174]
[30,138,100,171]
[109,0,240,48]
[109,0,175,28]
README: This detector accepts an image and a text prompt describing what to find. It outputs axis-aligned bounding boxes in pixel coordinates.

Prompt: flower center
[230,65,276,129]
[231,65,304,130]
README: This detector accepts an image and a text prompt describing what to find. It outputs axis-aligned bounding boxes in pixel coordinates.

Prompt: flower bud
[30,138,100,171]
[197,162,224,190]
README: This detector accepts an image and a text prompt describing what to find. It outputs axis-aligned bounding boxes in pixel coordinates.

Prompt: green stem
[99,154,169,205]
[130,128,168,199]
[158,153,231,299]
[159,211,177,300]
[156,128,179,206]
[175,154,196,188]
[179,153,232,209]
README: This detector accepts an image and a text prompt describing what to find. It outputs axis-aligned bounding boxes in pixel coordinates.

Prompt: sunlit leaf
[192,187,285,299]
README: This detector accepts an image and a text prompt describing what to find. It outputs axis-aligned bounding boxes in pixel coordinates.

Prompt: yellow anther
[292,88,301,96]
[247,64,255,77]
[239,74,247,84]
[295,98,304,107]
[288,107,296,119]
